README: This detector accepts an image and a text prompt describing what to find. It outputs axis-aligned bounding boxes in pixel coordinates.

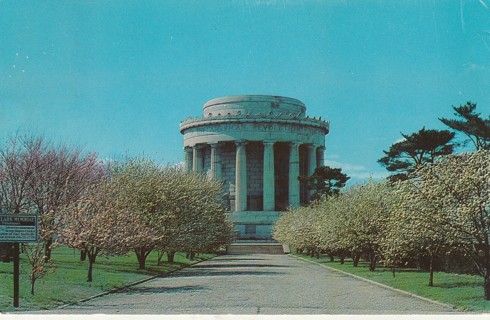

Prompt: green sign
[0,214,38,243]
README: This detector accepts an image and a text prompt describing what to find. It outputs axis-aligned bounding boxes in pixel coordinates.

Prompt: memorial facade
[180,95,329,239]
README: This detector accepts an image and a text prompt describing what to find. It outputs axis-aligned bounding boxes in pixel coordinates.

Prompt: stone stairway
[226,242,290,255]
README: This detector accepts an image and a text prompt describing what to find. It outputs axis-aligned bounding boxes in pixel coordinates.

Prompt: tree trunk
[483,234,490,300]
[428,253,434,287]
[135,248,151,270]
[340,255,345,264]
[87,258,94,282]
[30,277,36,295]
[80,249,87,261]
[157,251,165,265]
[189,251,196,260]
[86,246,99,282]
[329,253,334,262]
[353,253,361,267]
[369,253,377,271]
[315,249,320,259]
[44,239,52,262]
[485,273,490,300]
[167,251,175,263]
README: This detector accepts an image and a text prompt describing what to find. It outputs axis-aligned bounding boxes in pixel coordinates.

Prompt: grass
[0,246,214,312]
[294,253,490,312]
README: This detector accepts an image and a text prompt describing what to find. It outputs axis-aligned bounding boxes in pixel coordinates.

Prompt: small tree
[273,206,319,255]
[60,182,136,282]
[21,244,55,295]
[340,181,392,271]
[108,158,170,270]
[439,101,490,150]
[378,127,455,182]
[156,171,234,260]
[303,166,350,201]
[383,182,451,286]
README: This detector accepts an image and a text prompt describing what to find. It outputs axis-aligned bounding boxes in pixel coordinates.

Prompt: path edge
[56,255,216,310]
[292,254,459,311]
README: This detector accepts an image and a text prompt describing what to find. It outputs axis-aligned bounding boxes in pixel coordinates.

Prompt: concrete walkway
[44,254,458,314]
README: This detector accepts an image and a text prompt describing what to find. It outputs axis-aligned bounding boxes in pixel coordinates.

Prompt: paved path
[48,254,457,314]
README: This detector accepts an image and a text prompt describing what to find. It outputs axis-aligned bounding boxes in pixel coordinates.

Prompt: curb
[292,254,459,311]
[56,255,216,310]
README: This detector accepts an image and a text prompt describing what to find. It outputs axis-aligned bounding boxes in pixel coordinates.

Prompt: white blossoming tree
[399,150,490,298]
[382,182,452,286]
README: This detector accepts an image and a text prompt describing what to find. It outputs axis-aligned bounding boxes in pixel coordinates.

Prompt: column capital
[290,141,300,148]
[235,140,248,146]
[263,140,275,146]
[210,142,221,181]
[192,144,205,149]
[305,143,315,150]
[192,144,204,173]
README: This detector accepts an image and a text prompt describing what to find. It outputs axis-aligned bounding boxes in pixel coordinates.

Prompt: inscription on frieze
[187,123,320,135]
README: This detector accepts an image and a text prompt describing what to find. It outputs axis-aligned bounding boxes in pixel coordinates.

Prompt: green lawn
[295,253,490,312]
[0,246,214,312]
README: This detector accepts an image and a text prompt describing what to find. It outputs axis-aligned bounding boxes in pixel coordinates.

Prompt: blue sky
[1,0,489,183]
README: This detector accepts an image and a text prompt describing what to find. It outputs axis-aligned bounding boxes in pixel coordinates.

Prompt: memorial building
[180,95,329,240]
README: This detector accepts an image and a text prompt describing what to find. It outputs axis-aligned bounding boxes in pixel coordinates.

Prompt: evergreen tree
[305,165,350,200]
[378,127,455,182]
[439,101,490,150]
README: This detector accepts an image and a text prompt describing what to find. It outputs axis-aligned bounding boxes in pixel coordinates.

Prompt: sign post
[0,214,39,308]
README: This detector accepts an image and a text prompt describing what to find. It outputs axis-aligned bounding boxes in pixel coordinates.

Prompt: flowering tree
[108,158,234,268]
[339,181,392,271]
[60,182,117,282]
[382,183,451,285]
[273,206,318,255]
[107,159,171,269]
[28,146,105,261]
[314,198,348,262]
[152,170,234,261]
[274,181,392,269]
[401,150,490,298]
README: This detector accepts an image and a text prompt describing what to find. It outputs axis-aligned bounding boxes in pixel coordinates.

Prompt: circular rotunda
[180,95,329,240]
